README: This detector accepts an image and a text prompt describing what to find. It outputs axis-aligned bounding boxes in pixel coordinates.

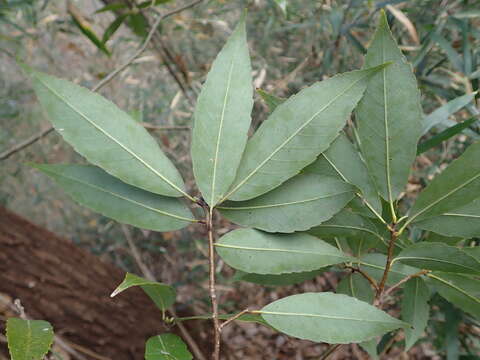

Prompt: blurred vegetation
[1,0,479,358]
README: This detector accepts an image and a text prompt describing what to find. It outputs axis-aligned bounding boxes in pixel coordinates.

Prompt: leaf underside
[6,318,54,360]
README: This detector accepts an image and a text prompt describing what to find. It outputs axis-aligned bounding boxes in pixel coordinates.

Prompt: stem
[381,270,430,299]
[344,265,379,291]
[207,209,221,360]
[219,308,250,330]
[375,227,399,302]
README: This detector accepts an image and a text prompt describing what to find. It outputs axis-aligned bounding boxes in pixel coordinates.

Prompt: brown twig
[318,344,342,360]
[0,0,203,161]
[382,270,430,299]
[206,209,221,360]
[219,308,250,330]
[344,265,379,291]
[375,228,399,301]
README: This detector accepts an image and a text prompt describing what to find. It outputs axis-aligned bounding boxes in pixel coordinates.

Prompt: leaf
[273,0,288,15]
[422,93,477,134]
[304,132,382,216]
[463,246,480,261]
[337,273,374,304]
[111,273,176,312]
[191,14,253,207]
[428,272,480,320]
[394,242,480,274]
[224,65,388,202]
[32,164,194,232]
[95,3,127,13]
[145,334,193,360]
[415,198,480,238]
[215,228,351,275]
[232,269,324,286]
[402,277,430,350]
[431,33,464,72]
[6,318,54,360]
[257,89,285,112]
[309,209,386,250]
[69,4,110,56]
[408,141,480,224]
[355,10,423,204]
[360,253,420,286]
[260,292,408,343]
[219,174,354,233]
[23,66,187,198]
[102,14,128,43]
[417,117,478,155]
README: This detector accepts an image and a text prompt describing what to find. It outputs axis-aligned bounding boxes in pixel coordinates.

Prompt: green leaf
[309,209,386,250]
[423,93,477,134]
[260,292,408,343]
[224,65,388,202]
[219,174,354,233]
[431,33,464,72]
[32,164,194,231]
[69,9,110,56]
[191,14,253,207]
[463,246,480,261]
[415,198,480,238]
[111,273,176,312]
[23,66,187,198]
[360,339,379,360]
[102,14,128,43]
[215,228,351,275]
[95,3,127,13]
[428,272,480,320]
[6,318,54,360]
[304,132,382,216]
[355,11,423,204]
[360,253,419,286]
[408,141,480,224]
[417,117,478,155]
[145,334,193,360]
[232,269,324,286]
[273,0,288,15]
[394,242,480,275]
[337,273,374,304]
[402,277,430,350]
[257,89,285,112]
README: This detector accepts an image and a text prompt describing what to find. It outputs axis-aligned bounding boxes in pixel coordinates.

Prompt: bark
[0,206,169,360]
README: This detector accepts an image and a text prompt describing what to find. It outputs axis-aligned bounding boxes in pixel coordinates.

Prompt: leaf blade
[145,334,193,360]
[215,228,351,275]
[32,164,194,231]
[402,277,430,350]
[23,66,187,198]
[260,292,408,344]
[356,11,423,203]
[191,14,253,207]
[6,318,54,360]
[219,174,354,233]
[224,65,387,202]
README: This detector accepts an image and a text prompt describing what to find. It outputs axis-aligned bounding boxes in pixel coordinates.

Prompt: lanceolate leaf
[215,228,351,274]
[219,174,354,233]
[355,11,423,204]
[408,141,480,224]
[304,133,381,215]
[191,14,253,207]
[23,66,187,198]
[361,254,419,286]
[224,65,388,202]
[428,272,480,320]
[111,273,176,312]
[337,273,374,304]
[232,269,324,286]
[257,89,285,112]
[394,242,480,275]
[6,318,54,360]
[260,293,408,343]
[402,277,430,350]
[32,164,195,232]
[145,334,193,360]
[415,198,480,238]
[309,209,386,249]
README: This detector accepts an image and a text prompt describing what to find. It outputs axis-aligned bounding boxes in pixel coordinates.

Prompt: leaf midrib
[394,255,480,273]
[42,168,195,223]
[218,190,353,210]
[36,75,187,198]
[214,243,347,258]
[258,310,400,324]
[427,273,480,305]
[221,73,370,202]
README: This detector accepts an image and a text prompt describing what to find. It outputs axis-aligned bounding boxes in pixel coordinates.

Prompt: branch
[319,344,342,360]
[1,0,203,161]
[219,308,251,330]
[375,228,399,302]
[344,265,379,291]
[382,270,430,299]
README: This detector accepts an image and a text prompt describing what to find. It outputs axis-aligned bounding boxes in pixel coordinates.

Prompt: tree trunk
[0,206,171,360]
